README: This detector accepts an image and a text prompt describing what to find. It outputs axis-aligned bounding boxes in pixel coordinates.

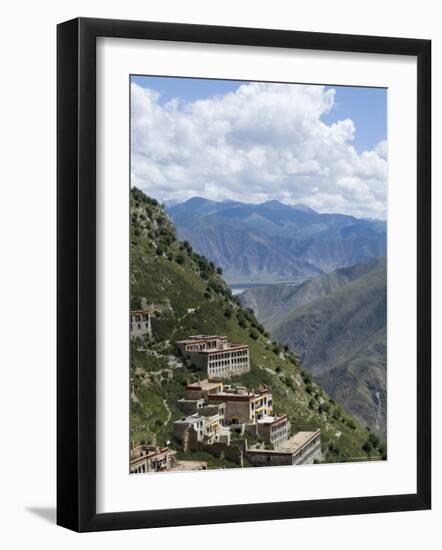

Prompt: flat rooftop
[186,380,223,391]
[174,414,205,424]
[257,415,287,424]
[198,344,249,354]
[208,389,268,402]
[278,431,320,453]
[173,460,207,471]
[176,335,227,344]
[130,446,176,464]
[178,397,205,403]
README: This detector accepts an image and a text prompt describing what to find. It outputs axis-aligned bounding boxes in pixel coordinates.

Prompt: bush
[183,240,193,253]
[368,432,380,448]
[224,307,233,319]
[176,254,185,265]
[249,329,259,340]
[362,441,372,453]
[272,344,281,355]
[216,266,223,275]
[284,375,294,389]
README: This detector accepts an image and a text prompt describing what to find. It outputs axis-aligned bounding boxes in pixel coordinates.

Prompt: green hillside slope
[130,187,385,466]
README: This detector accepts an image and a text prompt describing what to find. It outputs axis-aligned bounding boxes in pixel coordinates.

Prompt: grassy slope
[130,188,385,465]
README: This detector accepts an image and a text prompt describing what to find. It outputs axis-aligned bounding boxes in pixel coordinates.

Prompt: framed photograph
[57,17,431,532]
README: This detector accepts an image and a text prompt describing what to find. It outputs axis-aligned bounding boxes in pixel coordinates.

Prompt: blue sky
[131,75,386,154]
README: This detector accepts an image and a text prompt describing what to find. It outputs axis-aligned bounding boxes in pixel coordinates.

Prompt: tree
[238,318,247,329]
[368,432,380,448]
[362,440,372,453]
[216,266,223,275]
[224,307,233,319]
[176,254,185,265]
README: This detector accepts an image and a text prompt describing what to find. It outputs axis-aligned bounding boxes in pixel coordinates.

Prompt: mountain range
[167,197,386,284]
[241,258,387,436]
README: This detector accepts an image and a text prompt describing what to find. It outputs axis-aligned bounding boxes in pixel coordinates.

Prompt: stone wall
[186,428,243,465]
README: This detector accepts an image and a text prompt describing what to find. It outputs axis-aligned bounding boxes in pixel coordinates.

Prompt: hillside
[167,197,386,284]
[241,258,386,327]
[130,187,385,467]
[246,260,387,437]
[316,328,386,435]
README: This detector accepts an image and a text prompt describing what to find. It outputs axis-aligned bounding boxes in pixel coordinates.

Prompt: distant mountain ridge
[241,258,387,436]
[167,197,386,284]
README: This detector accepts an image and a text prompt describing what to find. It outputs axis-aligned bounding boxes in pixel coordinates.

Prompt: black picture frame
[57,17,431,532]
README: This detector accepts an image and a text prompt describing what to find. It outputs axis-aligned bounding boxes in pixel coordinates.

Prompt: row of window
[130,322,149,330]
[130,314,150,322]
[209,358,249,367]
[292,443,321,464]
[208,351,248,361]
[271,423,287,434]
[253,396,269,408]
[208,364,249,375]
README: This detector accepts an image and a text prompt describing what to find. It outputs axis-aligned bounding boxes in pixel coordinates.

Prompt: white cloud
[131,81,387,219]
[374,140,388,160]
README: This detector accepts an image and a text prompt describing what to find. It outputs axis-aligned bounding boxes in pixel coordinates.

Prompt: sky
[130,75,387,219]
